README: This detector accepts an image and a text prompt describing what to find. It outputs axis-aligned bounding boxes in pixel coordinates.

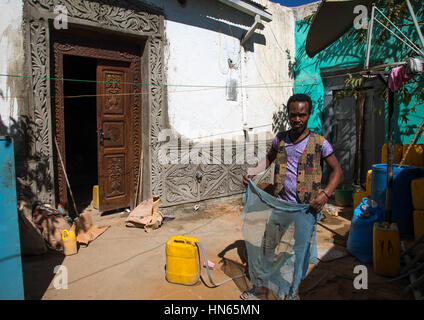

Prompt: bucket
[347,197,383,264]
[165,235,200,285]
[371,164,422,235]
[62,226,77,256]
[335,185,353,206]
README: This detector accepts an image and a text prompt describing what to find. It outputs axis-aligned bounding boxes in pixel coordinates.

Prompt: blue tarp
[241,180,321,299]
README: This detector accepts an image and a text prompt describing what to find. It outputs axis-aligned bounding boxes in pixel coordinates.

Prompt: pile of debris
[322,203,343,217]
[17,201,109,256]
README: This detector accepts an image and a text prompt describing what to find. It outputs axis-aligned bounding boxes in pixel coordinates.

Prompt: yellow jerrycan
[62,225,78,256]
[165,235,200,285]
[373,222,400,276]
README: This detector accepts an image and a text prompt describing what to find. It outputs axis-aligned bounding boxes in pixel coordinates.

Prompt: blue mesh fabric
[241,180,320,299]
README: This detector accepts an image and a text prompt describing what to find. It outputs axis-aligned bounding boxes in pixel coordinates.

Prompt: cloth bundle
[241,180,320,299]
[32,204,71,251]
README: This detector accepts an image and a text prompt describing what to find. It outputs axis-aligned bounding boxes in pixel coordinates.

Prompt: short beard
[291,124,307,135]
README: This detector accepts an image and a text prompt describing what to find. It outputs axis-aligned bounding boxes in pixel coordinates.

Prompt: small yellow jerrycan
[373,222,400,276]
[62,225,78,256]
[165,235,200,285]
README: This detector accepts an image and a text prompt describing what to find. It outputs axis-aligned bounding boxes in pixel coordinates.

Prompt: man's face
[288,101,310,133]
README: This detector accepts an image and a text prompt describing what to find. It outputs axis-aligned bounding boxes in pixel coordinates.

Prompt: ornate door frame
[24,0,165,206]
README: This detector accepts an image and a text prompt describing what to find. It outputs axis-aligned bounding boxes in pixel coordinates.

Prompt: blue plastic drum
[371,164,422,235]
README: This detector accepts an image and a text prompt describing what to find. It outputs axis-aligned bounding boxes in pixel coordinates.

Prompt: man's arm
[242,148,277,185]
[309,153,343,212]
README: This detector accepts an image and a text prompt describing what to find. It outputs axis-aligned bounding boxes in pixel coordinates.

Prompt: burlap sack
[74,211,110,247]
[125,196,163,232]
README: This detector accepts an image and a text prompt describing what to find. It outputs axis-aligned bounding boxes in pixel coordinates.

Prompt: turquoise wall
[294,13,424,144]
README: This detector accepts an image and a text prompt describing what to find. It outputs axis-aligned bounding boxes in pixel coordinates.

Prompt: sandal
[240,287,268,300]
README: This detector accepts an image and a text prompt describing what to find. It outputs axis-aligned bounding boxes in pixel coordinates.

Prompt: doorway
[63,55,98,214]
[52,29,143,214]
[321,73,385,188]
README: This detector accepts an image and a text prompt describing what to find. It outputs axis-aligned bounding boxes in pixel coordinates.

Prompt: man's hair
[287,94,313,114]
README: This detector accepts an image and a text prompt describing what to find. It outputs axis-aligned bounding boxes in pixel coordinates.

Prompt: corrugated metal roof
[217,0,273,21]
[242,0,268,11]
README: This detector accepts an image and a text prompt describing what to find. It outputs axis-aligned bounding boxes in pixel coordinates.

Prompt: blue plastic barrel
[371,164,423,235]
[347,197,383,264]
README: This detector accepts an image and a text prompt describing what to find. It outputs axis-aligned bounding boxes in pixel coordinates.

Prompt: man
[241,93,342,300]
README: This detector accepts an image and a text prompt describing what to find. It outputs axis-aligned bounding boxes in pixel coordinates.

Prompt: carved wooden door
[97,60,131,211]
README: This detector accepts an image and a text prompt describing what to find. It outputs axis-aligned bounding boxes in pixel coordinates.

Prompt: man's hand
[243,174,254,186]
[309,191,328,212]
[242,153,273,187]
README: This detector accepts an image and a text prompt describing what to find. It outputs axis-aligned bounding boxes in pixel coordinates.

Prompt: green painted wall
[293,12,424,144]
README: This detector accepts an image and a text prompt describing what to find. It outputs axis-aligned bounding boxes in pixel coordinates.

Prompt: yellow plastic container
[165,235,200,285]
[92,185,99,209]
[413,210,424,240]
[411,177,424,210]
[353,190,368,209]
[381,144,403,164]
[373,222,400,276]
[366,170,372,197]
[402,144,424,167]
[62,225,77,256]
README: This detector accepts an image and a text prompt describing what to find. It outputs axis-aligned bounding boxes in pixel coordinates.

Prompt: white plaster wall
[165,18,244,142]
[0,0,24,133]
[142,0,295,143]
[0,0,295,142]
[244,1,295,137]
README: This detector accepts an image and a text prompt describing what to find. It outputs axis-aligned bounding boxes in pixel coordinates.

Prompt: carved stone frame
[23,0,165,206]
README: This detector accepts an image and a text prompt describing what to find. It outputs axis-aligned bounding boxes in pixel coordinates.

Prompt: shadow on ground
[217,240,250,294]
[21,249,65,300]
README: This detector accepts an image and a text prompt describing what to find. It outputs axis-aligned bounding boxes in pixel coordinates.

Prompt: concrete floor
[21,196,414,300]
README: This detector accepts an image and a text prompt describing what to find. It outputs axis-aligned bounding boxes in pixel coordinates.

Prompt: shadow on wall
[163,0,267,50]
[0,115,53,204]
[272,103,290,134]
